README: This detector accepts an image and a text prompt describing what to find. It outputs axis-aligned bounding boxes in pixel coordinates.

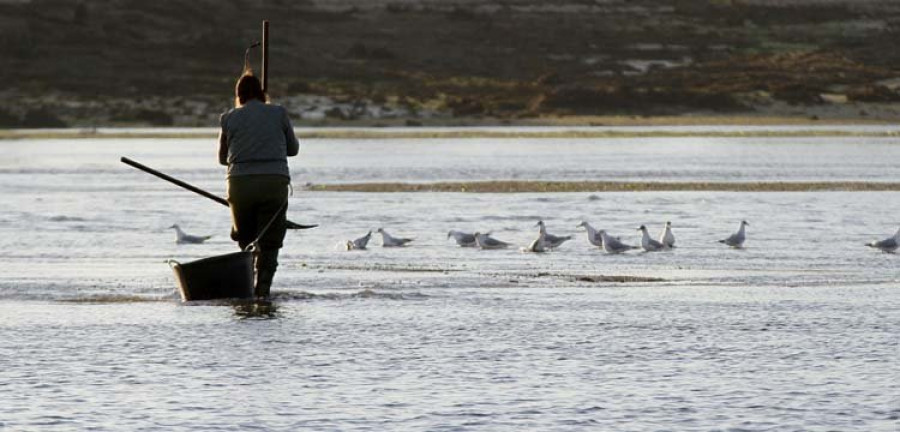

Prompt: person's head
[234,73,266,107]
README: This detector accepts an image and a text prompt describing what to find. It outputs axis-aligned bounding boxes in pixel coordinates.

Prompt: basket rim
[176,250,253,267]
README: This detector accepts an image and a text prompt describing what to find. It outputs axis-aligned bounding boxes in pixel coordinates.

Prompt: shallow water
[1,128,898,431]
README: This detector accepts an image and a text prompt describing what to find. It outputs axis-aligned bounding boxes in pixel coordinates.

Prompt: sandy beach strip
[2,120,900,141]
[306,181,900,193]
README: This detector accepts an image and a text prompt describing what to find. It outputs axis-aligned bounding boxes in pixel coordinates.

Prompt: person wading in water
[218,73,299,297]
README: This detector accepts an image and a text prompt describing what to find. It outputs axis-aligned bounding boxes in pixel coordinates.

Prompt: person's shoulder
[264,103,291,119]
[219,110,230,126]
[219,106,238,123]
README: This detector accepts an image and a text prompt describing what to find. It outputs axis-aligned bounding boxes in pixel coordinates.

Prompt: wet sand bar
[308,180,900,193]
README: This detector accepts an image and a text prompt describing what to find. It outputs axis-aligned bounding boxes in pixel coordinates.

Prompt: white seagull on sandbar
[474,232,510,250]
[447,230,477,247]
[637,225,665,252]
[576,220,604,248]
[659,221,675,248]
[865,227,900,253]
[719,220,749,248]
[345,230,372,250]
[535,220,572,249]
[169,224,212,244]
[377,228,414,247]
[598,230,637,254]
[521,233,548,253]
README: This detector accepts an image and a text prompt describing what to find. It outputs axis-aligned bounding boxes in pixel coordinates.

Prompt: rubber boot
[254,249,279,298]
[254,269,274,298]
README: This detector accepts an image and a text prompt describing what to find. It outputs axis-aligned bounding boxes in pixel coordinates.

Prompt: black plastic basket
[169,251,254,301]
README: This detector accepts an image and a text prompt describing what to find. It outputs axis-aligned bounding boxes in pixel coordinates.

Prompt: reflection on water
[231,299,279,320]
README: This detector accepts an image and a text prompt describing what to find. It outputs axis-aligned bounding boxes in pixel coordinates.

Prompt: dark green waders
[226,175,290,297]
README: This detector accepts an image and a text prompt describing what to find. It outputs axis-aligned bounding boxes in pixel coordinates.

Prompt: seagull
[576,221,604,248]
[447,230,477,247]
[598,230,637,254]
[637,225,665,252]
[719,220,749,248]
[865,227,900,253]
[520,233,548,253]
[474,232,510,250]
[535,220,572,249]
[376,228,413,247]
[345,230,372,250]
[169,224,212,244]
[659,221,675,248]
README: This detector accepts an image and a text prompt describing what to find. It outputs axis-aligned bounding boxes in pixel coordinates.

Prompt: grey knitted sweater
[218,100,299,178]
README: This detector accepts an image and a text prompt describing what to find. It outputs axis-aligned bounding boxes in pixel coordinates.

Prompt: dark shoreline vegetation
[306,181,900,193]
[2,1,900,127]
[1,124,899,141]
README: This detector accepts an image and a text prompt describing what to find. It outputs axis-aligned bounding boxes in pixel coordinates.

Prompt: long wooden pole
[120,157,316,230]
[261,20,269,93]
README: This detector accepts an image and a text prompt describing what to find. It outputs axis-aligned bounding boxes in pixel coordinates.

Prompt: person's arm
[283,108,299,157]
[218,114,229,166]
